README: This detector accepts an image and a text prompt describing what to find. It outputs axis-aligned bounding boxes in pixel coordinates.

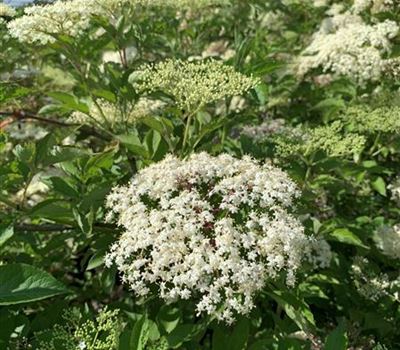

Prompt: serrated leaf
[328,228,369,249]
[0,264,69,305]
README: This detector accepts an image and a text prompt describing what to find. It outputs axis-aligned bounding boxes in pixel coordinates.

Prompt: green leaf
[157,305,181,334]
[0,225,14,247]
[312,98,345,112]
[328,228,369,249]
[47,91,89,113]
[117,134,149,158]
[166,323,205,348]
[130,315,150,350]
[372,177,387,196]
[212,317,249,350]
[254,83,268,106]
[85,150,116,175]
[73,207,94,236]
[141,116,173,135]
[80,185,112,212]
[0,264,69,305]
[325,321,348,350]
[42,147,85,167]
[30,199,73,223]
[86,250,106,270]
[266,290,315,332]
[46,177,80,199]
[144,129,162,158]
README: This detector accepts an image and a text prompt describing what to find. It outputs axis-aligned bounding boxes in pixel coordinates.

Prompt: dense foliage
[1,0,400,349]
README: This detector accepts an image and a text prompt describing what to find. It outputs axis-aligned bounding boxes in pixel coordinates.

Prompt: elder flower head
[7,0,229,45]
[7,0,138,45]
[105,152,314,323]
[296,5,399,84]
[375,224,400,259]
[0,3,16,18]
[130,59,259,112]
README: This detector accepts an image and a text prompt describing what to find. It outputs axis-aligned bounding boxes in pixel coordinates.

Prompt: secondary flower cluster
[8,0,109,44]
[353,0,395,13]
[7,0,228,45]
[70,98,165,131]
[36,308,121,350]
[375,224,400,259]
[0,3,16,18]
[296,3,399,84]
[130,59,259,112]
[105,152,315,323]
[351,257,398,302]
[388,176,400,205]
[275,121,366,158]
[342,105,400,134]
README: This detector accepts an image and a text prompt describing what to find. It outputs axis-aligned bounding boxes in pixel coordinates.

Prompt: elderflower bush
[105,152,311,323]
[2,0,400,348]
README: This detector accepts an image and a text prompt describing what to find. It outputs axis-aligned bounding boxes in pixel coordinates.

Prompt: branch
[15,224,74,232]
[15,222,117,233]
[0,110,112,141]
[0,110,76,127]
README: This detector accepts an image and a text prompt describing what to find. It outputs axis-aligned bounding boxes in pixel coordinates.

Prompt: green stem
[369,132,381,155]
[21,172,34,208]
[91,328,100,348]
[182,113,194,157]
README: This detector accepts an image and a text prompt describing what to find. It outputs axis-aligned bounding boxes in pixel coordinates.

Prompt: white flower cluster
[353,0,394,13]
[388,176,400,205]
[351,257,400,302]
[296,4,399,84]
[105,152,314,323]
[4,121,48,140]
[312,0,330,7]
[69,98,165,130]
[305,238,332,269]
[375,224,400,259]
[351,258,391,301]
[131,59,259,111]
[201,41,236,61]
[7,0,229,45]
[0,3,16,18]
[260,11,285,32]
[241,118,287,141]
[7,0,116,44]
[151,0,229,9]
